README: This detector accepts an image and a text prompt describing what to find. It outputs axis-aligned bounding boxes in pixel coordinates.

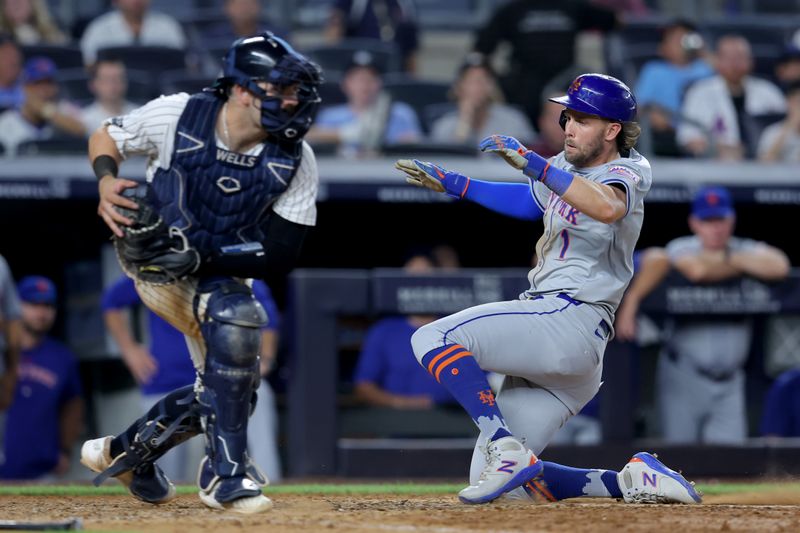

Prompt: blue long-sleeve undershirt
[462,178,544,221]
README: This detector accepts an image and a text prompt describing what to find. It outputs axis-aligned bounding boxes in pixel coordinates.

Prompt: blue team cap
[691,186,734,220]
[22,56,57,83]
[17,275,57,305]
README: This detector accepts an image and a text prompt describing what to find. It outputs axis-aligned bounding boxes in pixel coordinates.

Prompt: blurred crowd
[0,0,798,161]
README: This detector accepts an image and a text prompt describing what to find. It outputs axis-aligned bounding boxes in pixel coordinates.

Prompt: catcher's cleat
[617,452,702,504]
[458,435,543,504]
[80,436,176,504]
[197,456,273,514]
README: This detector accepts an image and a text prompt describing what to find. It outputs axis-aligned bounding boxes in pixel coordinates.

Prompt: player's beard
[564,133,605,167]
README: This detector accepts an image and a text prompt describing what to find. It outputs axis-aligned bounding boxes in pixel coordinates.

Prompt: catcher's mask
[214,32,324,141]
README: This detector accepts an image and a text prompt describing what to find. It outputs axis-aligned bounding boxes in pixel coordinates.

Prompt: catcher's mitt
[114,185,200,285]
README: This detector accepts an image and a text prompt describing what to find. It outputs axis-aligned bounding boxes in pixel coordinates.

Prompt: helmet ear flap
[559,110,568,131]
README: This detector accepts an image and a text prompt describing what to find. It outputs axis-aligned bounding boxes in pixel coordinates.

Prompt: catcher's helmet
[549,73,637,123]
[216,32,324,141]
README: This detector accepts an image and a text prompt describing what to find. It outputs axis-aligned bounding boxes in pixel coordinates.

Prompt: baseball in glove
[114,185,200,285]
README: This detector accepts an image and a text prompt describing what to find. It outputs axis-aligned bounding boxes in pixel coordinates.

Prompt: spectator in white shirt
[80,0,186,65]
[80,58,137,133]
[0,56,84,156]
[758,81,800,163]
[677,35,786,160]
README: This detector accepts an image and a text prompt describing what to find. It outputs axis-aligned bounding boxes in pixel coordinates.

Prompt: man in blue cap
[0,276,83,480]
[616,185,790,443]
[0,56,85,156]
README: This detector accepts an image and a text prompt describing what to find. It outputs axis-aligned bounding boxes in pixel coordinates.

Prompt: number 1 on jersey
[558,229,570,260]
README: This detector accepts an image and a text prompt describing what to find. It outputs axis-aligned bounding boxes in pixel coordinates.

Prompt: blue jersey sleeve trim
[530,180,546,213]
[463,179,544,221]
[601,178,631,216]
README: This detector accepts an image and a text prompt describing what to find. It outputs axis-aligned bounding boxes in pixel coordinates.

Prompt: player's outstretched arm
[89,126,140,237]
[480,135,627,223]
[395,159,543,221]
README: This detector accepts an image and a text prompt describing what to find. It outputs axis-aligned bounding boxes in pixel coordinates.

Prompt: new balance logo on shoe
[497,460,517,474]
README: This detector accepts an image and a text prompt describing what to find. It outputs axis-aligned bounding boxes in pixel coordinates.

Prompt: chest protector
[150,92,301,257]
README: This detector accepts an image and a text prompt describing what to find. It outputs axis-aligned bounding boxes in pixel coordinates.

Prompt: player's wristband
[539,165,574,197]
[521,151,574,196]
[521,150,548,179]
[92,155,118,181]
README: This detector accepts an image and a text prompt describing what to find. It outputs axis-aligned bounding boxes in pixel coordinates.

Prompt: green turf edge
[0,482,798,498]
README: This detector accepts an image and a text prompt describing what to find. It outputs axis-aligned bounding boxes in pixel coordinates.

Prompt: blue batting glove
[479,135,548,180]
[395,159,471,199]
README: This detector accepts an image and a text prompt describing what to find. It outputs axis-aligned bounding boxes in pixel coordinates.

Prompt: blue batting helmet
[216,32,324,141]
[549,73,637,123]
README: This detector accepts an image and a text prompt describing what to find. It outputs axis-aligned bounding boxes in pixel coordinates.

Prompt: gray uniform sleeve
[598,162,648,217]
[666,236,701,261]
[727,237,763,253]
[0,255,20,321]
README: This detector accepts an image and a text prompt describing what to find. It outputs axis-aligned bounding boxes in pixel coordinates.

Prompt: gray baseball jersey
[0,254,21,373]
[523,148,652,321]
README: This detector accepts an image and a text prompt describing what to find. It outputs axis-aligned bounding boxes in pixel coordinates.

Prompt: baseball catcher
[81,32,323,514]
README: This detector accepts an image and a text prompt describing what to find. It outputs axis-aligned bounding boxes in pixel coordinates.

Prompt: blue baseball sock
[524,461,622,501]
[420,344,511,442]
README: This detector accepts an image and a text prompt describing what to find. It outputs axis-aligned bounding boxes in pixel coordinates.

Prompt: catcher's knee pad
[197,278,267,367]
[93,385,201,485]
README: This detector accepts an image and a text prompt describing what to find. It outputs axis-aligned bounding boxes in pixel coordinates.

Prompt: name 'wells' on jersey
[148,92,302,257]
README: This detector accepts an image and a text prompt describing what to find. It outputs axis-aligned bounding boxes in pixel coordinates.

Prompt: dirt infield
[1,491,800,533]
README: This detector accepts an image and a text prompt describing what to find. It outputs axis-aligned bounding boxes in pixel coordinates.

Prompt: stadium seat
[17,137,87,156]
[21,44,84,69]
[318,77,347,107]
[382,75,450,134]
[413,0,485,30]
[422,102,456,133]
[289,0,333,29]
[159,70,214,96]
[304,39,403,79]
[54,68,93,106]
[381,142,478,157]
[148,0,204,18]
[96,46,188,77]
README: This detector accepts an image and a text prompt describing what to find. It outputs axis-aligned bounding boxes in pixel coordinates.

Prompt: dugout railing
[287,268,800,478]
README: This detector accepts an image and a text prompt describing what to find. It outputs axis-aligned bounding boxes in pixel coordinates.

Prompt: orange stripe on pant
[434,351,472,382]
[425,345,462,375]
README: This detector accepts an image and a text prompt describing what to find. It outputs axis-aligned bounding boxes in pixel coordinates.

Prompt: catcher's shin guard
[86,385,201,502]
[195,279,266,490]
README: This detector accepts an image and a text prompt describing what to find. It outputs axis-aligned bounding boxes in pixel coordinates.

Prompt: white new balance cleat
[458,436,543,504]
[80,436,177,504]
[617,452,702,504]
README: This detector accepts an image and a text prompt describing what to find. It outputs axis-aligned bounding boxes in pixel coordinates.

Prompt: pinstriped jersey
[522,148,652,320]
[104,93,319,227]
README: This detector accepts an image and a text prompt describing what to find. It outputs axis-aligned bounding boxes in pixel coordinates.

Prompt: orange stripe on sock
[426,345,462,375]
[434,351,471,382]
[531,480,556,502]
